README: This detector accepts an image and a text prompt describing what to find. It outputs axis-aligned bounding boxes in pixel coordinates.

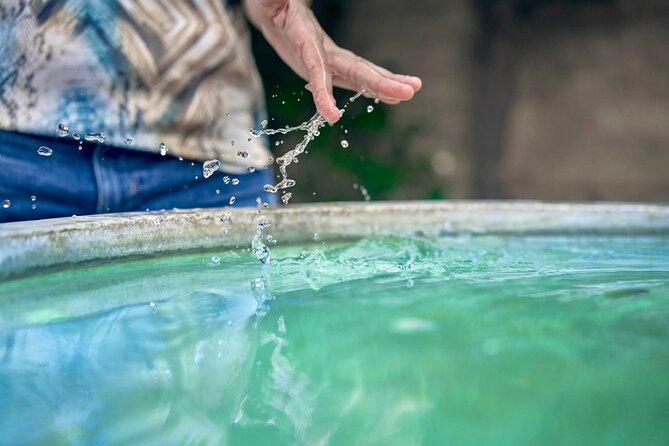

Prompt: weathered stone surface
[1,201,668,280]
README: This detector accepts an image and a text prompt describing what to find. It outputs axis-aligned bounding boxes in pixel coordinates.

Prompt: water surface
[1,235,668,445]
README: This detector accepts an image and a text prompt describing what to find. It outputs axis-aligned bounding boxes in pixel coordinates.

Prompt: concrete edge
[1,200,668,280]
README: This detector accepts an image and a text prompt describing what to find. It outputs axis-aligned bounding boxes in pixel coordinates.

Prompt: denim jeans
[0,130,276,223]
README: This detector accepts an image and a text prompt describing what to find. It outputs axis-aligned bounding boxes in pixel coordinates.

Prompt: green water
[1,235,669,445]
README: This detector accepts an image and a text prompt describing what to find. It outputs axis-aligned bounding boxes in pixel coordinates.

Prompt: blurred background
[251,0,669,203]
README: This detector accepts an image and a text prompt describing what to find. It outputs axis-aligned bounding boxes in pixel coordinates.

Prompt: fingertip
[410,76,422,92]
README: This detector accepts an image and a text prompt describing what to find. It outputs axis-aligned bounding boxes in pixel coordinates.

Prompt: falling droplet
[223,176,230,184]
[203,159,220,178]
[31,203,37,210]
[231,178,240,185]
[72,132,81,141]
[374,98,380,104]
[215,189,220,194]
[247,166,256,173]
[2,199,10,209]
[261,119,268,129]
[83,132,106,143]
[211,256,221,265]
[37,146,53,156]
[159,143,168,156]
[149,301,158,313]
[229,196,236,205]
[123,137,134,145]
[275,141,281,146]
[313,233,320,241]
[264,184,278,193]
[237,151,249,158]
[31,195,36,201]
[367,105,374,113]
[56,123,69,137]
[340,140,349,149]
[281,192,292,204]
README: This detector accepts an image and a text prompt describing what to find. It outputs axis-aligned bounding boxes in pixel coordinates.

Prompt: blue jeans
[0,130,276,223]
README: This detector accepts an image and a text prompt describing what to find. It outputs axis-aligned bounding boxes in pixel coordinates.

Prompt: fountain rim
[1,200,668,280]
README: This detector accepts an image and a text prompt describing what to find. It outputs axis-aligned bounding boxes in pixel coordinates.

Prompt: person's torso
[0,0,270,171]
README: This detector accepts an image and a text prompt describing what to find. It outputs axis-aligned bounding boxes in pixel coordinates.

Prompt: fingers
[299,36,340,123]
[332,76,402,105]
[365,60,423,92]
[330,48,422,103]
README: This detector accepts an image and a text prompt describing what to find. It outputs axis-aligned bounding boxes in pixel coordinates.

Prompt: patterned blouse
[0,0,271,173]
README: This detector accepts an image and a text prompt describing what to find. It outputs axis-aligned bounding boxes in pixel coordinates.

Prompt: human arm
[242,0,422,124]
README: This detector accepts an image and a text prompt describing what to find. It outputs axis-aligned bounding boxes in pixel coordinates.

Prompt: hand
[243,0,422,123]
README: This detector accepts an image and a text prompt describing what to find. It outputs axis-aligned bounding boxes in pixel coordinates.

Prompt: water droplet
[275,141,281,146]
[212,256,221,264]
[219,212,231,224]
[374,98,380,104]
[72,132,81,141]
[299,251,307,259]
[215,189,220,194]
[56,123,69,137]
[223,176,230,184]
[367,105,374,113]
[123,137,134,145]
[37,146,53,156]
[247,166,256,173]
[264,184,278,193]
[31,203,37,210]
[159,143,168,156]
[229,196,236,205]
[83,132,106,143]
[266,234,277,244]
[281,192,292,204]
[30,195,36,201]
[261,119,268,128]
[277,315,286,333]
[149,301,158,313]
[313,233,320,241]
[231,178,240,186]
[340,140,349,148]
[2,199,10,209]
[237,151,249,158]
[203,159,220,178]
[178,156,184,161]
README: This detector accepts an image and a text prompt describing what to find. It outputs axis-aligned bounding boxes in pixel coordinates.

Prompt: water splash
[83,132,106,143]
[249,90,365,205]
[37,146,53,156]
[203,159,221,178]
[56,123,69,137]
[252,215,272,266]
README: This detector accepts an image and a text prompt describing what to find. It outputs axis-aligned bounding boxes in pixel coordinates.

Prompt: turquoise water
[1,235,669,445]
